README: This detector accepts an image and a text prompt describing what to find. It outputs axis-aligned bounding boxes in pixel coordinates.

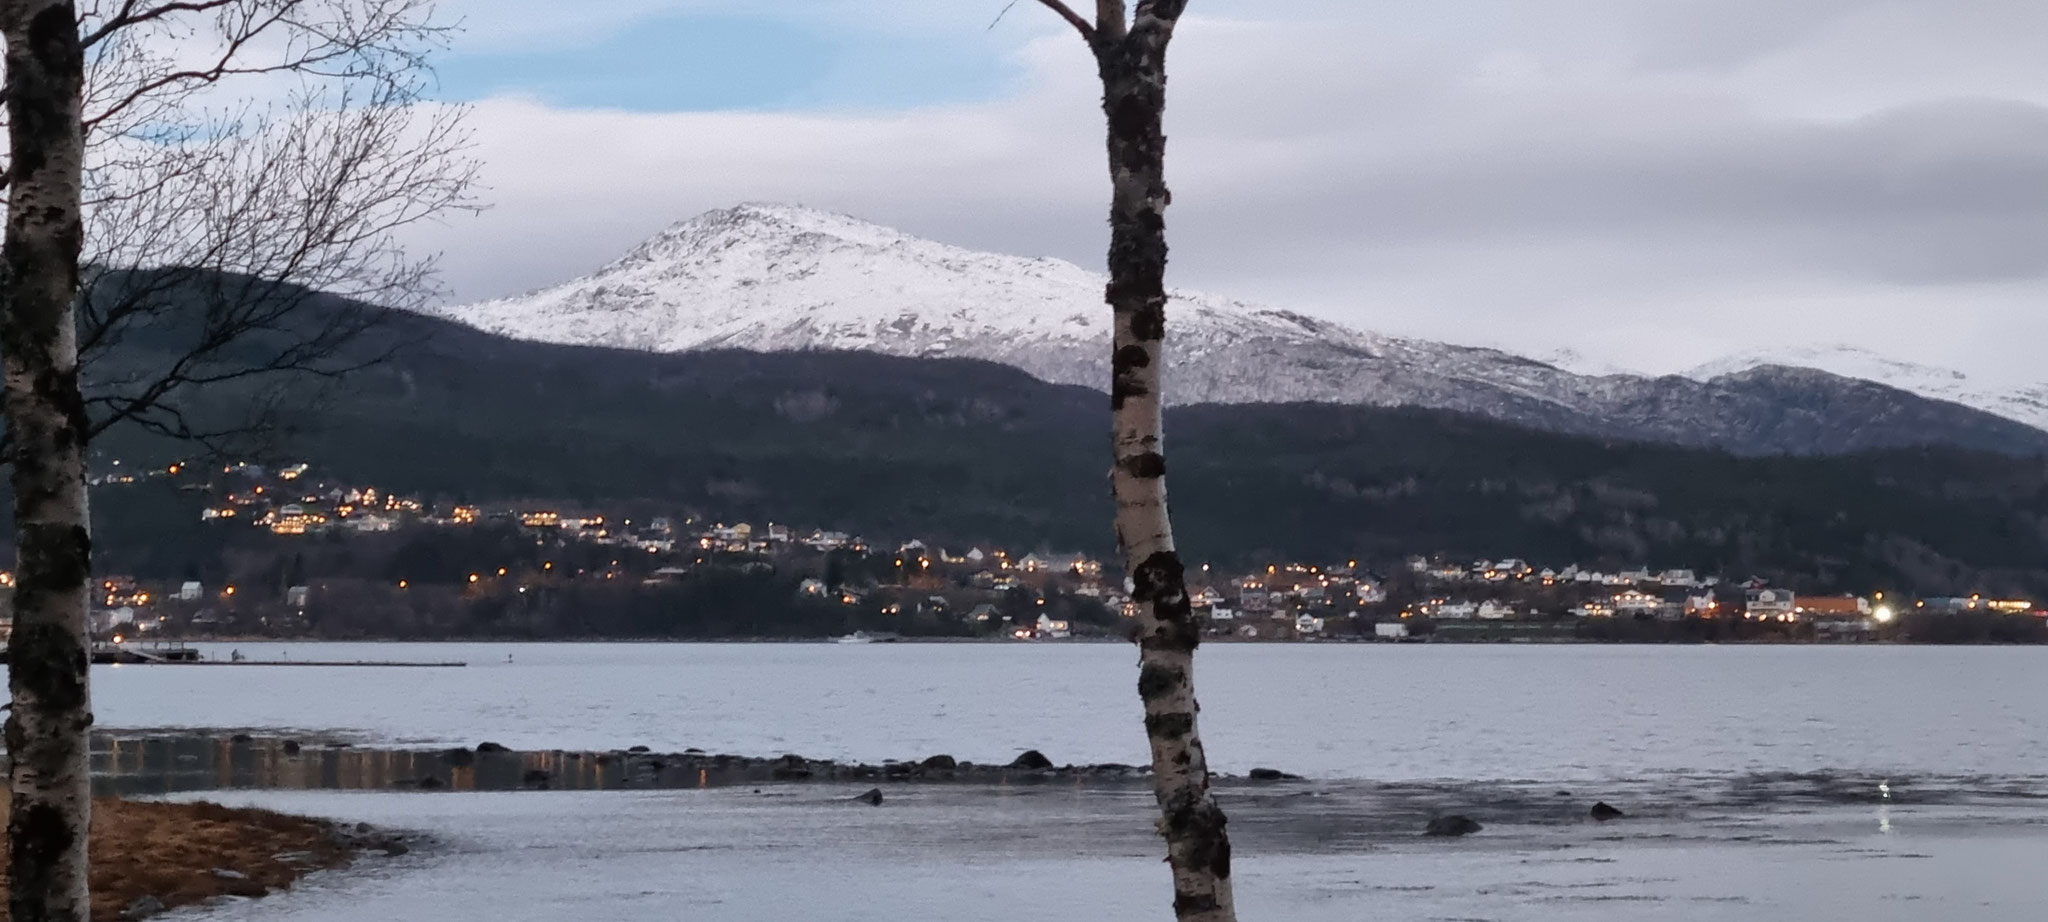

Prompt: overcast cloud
[409,0,2048,382]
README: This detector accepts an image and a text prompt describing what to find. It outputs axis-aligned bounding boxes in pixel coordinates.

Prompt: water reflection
[92,734,720,797]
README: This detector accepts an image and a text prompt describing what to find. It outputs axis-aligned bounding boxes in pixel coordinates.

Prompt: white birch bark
[1,2,95,919]
[1036,2,1238,919]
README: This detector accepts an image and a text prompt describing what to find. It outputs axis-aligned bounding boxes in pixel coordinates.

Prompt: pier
[0,641,465,667]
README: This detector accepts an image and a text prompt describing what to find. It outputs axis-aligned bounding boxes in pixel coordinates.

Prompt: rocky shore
[93,732,1306,796]
[0,797,409,921]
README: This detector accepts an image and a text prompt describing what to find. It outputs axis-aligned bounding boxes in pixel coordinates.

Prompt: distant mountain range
[1683,345,2048,435]
[82,280,2048,597]
[431,203,2048,457]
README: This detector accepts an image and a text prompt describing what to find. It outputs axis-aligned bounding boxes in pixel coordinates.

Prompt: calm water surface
[92,643,2048,783]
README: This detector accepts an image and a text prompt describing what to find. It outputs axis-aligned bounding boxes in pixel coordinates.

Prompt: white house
[177,581,203,601]
[1435,601,1479,620]
[1374,621,1410,640]
[1476,600,1517,620]
[1747,588,1797,620]
[1034,614,1071,639]
[1614,589,1661,615]
[805,531,851,550]
[1294,614,1326,636]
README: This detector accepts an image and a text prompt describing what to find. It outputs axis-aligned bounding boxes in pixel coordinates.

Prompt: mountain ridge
[75,268,2048,597]
[1685,344,2048,433]
[432,203,2048,457]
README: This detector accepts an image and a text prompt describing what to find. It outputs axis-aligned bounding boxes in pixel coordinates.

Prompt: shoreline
[0,798,407,922]
[149,635,2048,646]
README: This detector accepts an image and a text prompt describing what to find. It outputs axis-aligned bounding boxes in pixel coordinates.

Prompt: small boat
[834,631,875,645]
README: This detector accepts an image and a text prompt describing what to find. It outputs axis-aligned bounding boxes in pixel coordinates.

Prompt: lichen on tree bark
[1036,2,1237,919]
[1,1,95,919]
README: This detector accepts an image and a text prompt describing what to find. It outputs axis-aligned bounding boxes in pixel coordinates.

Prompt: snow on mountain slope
[432,203,2048,455]
[1687,346,2048,434]
[437,203,1571,408]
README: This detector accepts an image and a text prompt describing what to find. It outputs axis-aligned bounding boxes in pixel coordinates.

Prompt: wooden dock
[0,641,466,667]
[157,660,468,667]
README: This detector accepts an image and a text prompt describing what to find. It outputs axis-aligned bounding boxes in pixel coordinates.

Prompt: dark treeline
[71,278,2048,601]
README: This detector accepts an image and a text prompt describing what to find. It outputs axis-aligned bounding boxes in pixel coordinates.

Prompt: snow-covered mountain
[434,203,2048,456]
[1687,346,2048,434]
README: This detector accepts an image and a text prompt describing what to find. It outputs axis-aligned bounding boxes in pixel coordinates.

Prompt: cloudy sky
[412,0,2048,381]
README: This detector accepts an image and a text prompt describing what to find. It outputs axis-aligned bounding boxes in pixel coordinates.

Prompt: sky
[406,0,2048,381]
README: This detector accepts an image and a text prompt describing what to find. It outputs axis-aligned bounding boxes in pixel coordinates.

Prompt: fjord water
[95,642,2047,782]
[100,643,2048,921]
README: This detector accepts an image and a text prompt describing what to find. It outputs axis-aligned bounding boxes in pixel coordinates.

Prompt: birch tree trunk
[1035,2,1237,920]
[0,2,94,919]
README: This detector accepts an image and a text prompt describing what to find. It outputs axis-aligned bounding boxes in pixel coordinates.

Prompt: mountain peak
[609,202,914,273]
[429,203,2048,453]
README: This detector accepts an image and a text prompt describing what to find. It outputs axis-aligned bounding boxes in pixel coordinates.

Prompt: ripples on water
[90,642,2048,783]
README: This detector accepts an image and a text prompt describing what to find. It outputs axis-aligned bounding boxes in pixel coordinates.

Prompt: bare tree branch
[78,0,237,48]
[1032,0,1096,40]
[0,0,478,462]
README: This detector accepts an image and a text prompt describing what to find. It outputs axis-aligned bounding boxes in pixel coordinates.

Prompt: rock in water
[920,754,958,770]
[1247,768,1300,781]
[475,741,510,754]
[1009,750,1055,771]
[855,788,885,806]
[121,895,166,920]
[1425,815,1483,837]
[1590,801,1626,821]
[280,740,302,756]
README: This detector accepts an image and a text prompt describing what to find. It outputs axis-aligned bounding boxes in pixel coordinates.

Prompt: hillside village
[39,460,2048,643]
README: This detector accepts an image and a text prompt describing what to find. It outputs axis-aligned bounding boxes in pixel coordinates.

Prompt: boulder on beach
[628,745,652,753]
[855,788,885,806]
[229,733,253,744]
[1590,802,1626,821]
[1424,815,1483,837]
[1247,768,1300,781]
[280,740,302,756]
[920,754,958,770]
[475,741,510,754]
[1009,750,1055,771]
[443,748,476,768]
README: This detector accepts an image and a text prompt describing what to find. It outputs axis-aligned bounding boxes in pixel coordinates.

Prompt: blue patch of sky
[431,14,1019,111]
